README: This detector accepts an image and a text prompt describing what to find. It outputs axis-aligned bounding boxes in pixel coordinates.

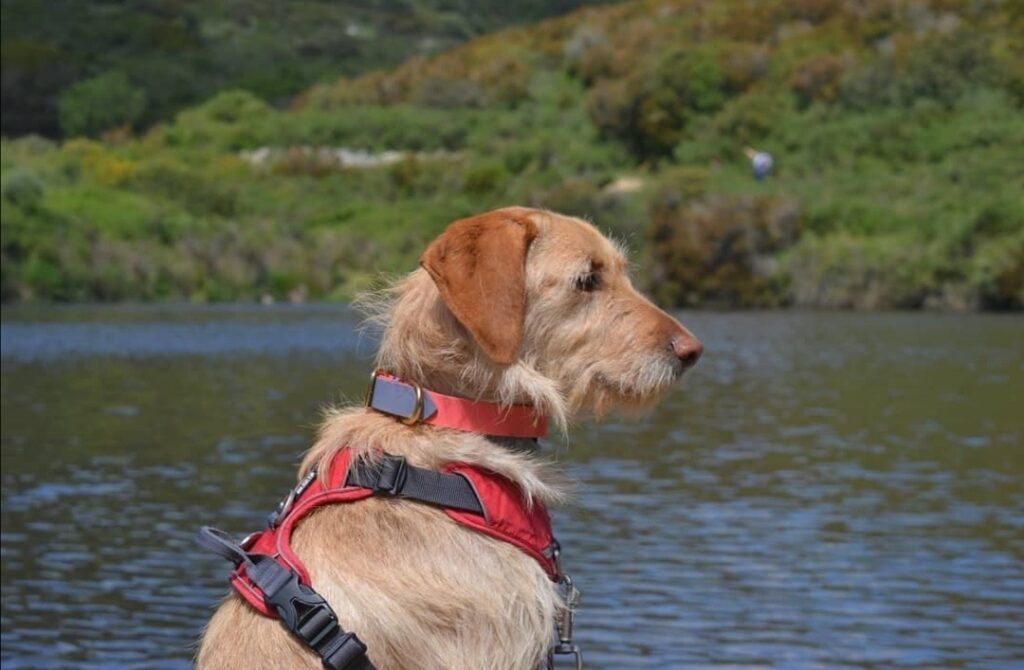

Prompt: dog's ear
[421,209,539,365]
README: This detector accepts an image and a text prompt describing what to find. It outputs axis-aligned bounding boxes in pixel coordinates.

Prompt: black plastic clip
[195,526,374,669]
[258,560,371,670]
[370,455,408,496]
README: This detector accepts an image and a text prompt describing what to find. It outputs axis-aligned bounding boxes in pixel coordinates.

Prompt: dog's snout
[670,332,703,369]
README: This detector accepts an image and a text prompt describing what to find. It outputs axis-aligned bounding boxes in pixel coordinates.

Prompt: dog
[196,207,702,669]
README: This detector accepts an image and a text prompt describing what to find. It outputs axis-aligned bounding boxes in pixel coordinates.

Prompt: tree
[56,72,147,137]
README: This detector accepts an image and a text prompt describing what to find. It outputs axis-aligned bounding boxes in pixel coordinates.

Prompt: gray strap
[196,526,252,567]
[346,455,484,515]
[366,376,437,422]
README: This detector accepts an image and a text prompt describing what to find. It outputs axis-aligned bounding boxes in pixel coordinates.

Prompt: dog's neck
[381,359,571,432]
[302,408,567,506]
[366,371,547,439]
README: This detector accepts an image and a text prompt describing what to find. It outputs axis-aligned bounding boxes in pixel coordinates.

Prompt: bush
[162,90,274,151]
[64,138,138,186]
[128,158,237,217]
[897,32,999,108]
[1,169,44,209]
[587,47,729,160]
[969,233,1024,311]
[563,26,615,85]
[646,187,802,307]
[57,72,147,137]
[785,234,944,309]
[462,160,509,195]
[790,53,849,108]
[841,31,1001,110]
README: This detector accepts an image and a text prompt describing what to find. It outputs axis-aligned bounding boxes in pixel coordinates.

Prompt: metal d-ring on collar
[365,369,425,426]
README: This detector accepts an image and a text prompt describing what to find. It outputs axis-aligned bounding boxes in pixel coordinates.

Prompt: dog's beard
[567,352,684,418]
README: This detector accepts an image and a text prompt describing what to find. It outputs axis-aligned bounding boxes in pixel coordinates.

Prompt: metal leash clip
[547,541,583,670]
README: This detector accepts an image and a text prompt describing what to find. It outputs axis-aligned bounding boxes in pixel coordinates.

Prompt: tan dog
[196,207,701,670]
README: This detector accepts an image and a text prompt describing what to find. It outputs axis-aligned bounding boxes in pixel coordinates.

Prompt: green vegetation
[1,0,611,137]
[57,72,149,139]
[2,0,1022,309]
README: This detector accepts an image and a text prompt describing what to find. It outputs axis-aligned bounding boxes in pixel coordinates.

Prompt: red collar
[365,371,547,439]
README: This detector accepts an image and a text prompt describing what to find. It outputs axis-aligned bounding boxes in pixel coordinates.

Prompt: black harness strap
[345,454,485,515]
[197,527,375,670]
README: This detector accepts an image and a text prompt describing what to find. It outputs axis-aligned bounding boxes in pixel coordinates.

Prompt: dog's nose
[671,333,703,369]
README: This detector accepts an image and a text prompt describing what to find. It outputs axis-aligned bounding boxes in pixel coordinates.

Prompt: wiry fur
[196,208,701,670]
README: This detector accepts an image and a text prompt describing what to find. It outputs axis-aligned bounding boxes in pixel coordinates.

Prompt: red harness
[231,448,558,617]
[199,373,579,670]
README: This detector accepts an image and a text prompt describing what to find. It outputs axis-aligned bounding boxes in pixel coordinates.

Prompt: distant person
[744,146,774,180]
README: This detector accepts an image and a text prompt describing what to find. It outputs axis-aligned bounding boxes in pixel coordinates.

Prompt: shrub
[719,43,770,93]
[564,25,616,85]
[791,52,849,107]
[587,47,729,160]
[196,89,273,124]
[462,160,509,195]
[646,189,802,307]
[897,32,999,108]
[841,30,1002,110]
[57,72,147,137]
[162,90,274,151]
[785,234,949,309]
[413,77,488,108]
[969,233,1024,311]
[128,158,237,217]
[1,169,44,209]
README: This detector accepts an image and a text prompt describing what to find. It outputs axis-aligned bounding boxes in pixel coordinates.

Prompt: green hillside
[1,0,610,137]
[2,0,1022,309]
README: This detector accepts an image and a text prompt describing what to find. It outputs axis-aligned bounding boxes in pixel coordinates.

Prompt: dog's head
[374,207,701,426]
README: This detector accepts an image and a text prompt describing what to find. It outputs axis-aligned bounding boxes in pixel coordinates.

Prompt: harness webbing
[345,454,484,515]
[198,450,573,669]
[197,526,375,670]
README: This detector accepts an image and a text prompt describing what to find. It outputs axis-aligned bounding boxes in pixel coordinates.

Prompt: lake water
[1,305,1022,669]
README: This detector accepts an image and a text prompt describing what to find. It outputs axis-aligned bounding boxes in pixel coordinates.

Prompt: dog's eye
[574,271,601,292]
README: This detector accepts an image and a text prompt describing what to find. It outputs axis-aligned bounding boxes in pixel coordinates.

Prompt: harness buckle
[259,560,370,670]
[371,454,408,496]
[364,370,425,425]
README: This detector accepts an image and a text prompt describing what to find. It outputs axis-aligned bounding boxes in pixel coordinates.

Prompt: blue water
[2,305,1022,668]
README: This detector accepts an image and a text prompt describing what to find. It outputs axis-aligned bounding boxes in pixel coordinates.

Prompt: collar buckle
[363,368,385,407]
[400,379,424,425]
[365,370,425,426]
